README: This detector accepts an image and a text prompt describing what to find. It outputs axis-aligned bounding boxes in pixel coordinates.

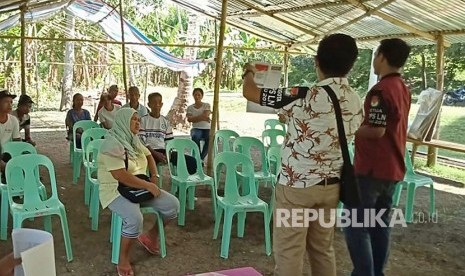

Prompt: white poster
[246,62,283,114]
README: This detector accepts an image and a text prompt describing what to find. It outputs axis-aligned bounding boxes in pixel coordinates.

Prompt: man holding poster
[242,34,363,276]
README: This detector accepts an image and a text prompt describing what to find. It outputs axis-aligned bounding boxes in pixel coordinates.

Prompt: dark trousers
[344,176,397,276]
[153,149,197,175]
[191,128,210,160]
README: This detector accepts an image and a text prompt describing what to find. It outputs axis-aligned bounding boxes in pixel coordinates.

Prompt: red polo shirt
[354,73,411,181]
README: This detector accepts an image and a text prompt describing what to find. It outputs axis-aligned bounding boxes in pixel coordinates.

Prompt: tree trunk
[167,12,201,129]
[60,14,75,111]
[421,51,427,90]
[128,48,136,86]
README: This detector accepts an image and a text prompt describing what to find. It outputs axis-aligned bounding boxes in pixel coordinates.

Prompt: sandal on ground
[137,234,160,255]
[117,265,134,276]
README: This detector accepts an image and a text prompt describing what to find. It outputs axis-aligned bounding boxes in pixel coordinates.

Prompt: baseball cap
[18,94,34,105]
[0,89,17,100]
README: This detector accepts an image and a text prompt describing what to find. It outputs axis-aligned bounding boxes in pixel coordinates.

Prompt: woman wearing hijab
[98,108,179,276]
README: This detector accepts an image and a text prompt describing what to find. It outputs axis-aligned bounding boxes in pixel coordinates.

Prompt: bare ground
[1,105,465,276]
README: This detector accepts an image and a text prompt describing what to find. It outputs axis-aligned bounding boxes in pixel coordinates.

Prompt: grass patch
[414,158,465,184]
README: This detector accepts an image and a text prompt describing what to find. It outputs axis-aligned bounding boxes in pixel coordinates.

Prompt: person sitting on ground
[94,84,122,122]
[139,93,197,174]
[98,93,121,129]
[65,93,91,149]
[98,108,179,276]
[186,88,211,163]
[122,86,149,118]
[11,94,35,146]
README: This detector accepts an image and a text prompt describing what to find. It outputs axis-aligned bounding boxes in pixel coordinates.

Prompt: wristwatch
[242,70,255,80]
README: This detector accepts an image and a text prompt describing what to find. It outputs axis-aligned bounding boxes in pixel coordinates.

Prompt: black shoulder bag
[117,150,154,203]
[322,85,361,207]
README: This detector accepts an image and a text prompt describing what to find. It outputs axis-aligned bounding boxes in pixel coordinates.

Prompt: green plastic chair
[261,129,285,148]
[5,154,73,262]
[156,162,167,188]
[110,207,166,263]
[264,118,286,132]
[0,142,44,241]
[214,129,240,156]
[233,137,273,194]
[213,152,271,259]
[266,146,281,222]
[166,139,216,226]
[392,149,435,223]
[81,128,107,202]
[84,139,105,231]
[72,120,100,184]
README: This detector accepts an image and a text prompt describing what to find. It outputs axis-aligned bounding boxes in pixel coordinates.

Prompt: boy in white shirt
[0,89,21,179]
[98,93,121,129]
[122,86,149,117]
[139,92,197,174]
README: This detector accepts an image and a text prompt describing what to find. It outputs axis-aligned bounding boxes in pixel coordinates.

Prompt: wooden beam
[234,0,319,37]
[118,0,128,102]
[345,0,450,46]
[171,0,288,45]
[20,4,26,95]
[283,46,289,86]
[291,0,397,49]
[207,0,228,175]
[426,34,445,167]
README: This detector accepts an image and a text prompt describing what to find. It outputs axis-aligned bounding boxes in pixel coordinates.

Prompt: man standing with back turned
[345,38,412,276]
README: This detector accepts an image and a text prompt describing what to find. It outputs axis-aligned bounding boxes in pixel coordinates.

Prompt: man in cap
[11,94,35,146]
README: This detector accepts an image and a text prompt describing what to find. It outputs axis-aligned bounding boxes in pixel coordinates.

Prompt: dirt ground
[1,105,465,276]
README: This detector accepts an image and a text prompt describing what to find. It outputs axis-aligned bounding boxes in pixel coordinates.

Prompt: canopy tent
[0,0,206,75]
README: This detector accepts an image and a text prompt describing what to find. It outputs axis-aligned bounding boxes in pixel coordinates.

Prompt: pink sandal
[137,234,160,255]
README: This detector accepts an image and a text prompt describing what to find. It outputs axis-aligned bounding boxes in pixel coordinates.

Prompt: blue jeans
[191,128,210,160]
[344,176,397,276]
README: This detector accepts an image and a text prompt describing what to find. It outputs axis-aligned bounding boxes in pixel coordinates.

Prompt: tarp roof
[171,0,465,49]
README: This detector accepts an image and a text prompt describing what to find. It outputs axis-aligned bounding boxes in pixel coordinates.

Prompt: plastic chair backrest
[166,139,204,179]
[267,146,282,176]
[5,154,58,211]
[84,139,105,172]
[73,120,100,151]
[81,128,107,156]
[264,119,286,132]
[214,129,239,156]
[404,149,414,174]
[2,141,37,156]
[214,152,257,203]
[262,129,285,148]
[233,136,268,173]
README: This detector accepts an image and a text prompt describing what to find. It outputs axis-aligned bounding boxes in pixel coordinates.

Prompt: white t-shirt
[0,114,21,146]
[139,114,173,150]
[98,105,121,129]
[186,103,211,129]
[122,102,149,117]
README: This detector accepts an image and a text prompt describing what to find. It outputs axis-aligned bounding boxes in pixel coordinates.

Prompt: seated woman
[98,108,179,276]
[98,93,121,129]
[186,88,211,163]
[65,93,91,149]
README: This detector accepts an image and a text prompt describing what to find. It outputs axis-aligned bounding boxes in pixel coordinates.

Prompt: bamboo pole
[426,34,445,167]
[20,5,26,95]
[118,0,128,102]
[207,0,228,175]
[283,46,289,86]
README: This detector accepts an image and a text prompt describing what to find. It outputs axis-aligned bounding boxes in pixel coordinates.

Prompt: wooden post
[207,0,228,175]
[426,34,445,167]
[20,5,26,95]
[119,0,128,102]
[283,46,289,86]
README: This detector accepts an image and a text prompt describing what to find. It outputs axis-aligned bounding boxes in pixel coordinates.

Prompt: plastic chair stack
[214,129,240,157]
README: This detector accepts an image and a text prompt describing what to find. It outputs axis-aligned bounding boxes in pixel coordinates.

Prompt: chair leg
[237,212,246,238]
[59,208,73,262]
[156,213,167,258]
[187,186,195,210]
[220,210,234,259]
[405,183,416,223]
[110,212,115,243]
[90,185,100,231]
[429,183,436,218]
[111,213,123,264]
[44,215,52,233]
[72,153,82,184]
[177,187,187,226]
[393,182,403,207]
[210,185,217,221]
[0,193,9,240]
[213,207,223,239]
[84,176,91,206]
[263,209,271,256]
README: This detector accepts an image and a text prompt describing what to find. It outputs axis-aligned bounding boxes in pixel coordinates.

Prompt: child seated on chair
[11,94,36,146]
[65,93,91,149]
[139,92,197,174]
